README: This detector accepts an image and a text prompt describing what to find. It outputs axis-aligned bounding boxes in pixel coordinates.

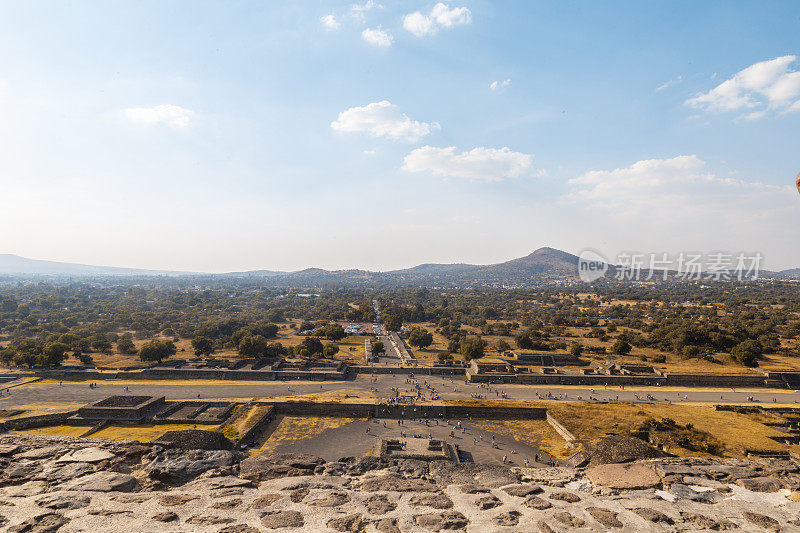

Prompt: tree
[191,336,214,356]
[358,299,376,322]
[681,345,701,359]
[138,340,176,363]
[116,336,137,355]
[732,339,762,367]
[90,335,112,354]
[0,348,15,366]
[324,323,346,342]
[514,332,534,350]
[0,296,17,312]
[612,339,632,355]
[296,336,324,358]
[408,328,433,350]
[384,315,402,332]
[460,336,486,362]
[447,338,461,352]
[237,335,268,358]
[323,342,339,357]
[495,339,511,353]
[298,321,316,332]
[437,351,453,364]
[371,341,385,355]
[265,342,288,358]
[58,333,81,348]
[42,342,69,366]
[569,342,583,356]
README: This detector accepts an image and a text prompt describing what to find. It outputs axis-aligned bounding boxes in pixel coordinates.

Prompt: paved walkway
[3,374,800,408]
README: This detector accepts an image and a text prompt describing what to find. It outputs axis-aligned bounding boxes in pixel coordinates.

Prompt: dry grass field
[256,415,364,454]
[444,398,797,458]
[547,402,795,458]
[91,423,221,442]
[15,425,89,438]
[223,404,270,439]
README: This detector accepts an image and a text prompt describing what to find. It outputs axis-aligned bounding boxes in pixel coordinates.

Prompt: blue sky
[1,1,799,272]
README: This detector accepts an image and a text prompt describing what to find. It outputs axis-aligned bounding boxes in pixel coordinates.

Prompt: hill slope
[0,254,190,277]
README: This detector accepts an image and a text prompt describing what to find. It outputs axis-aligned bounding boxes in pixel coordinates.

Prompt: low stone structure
[71,396,235,426]
[465,359,775,387]
[511,352,589,367]
[379,438,455,462]
[77,396,165,421]
[154,401,236,424]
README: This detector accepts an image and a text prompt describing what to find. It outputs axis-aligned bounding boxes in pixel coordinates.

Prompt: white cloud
[686,56,800,117]
[331,100,438,142]
[362,27,393,47]
[122,104,194,128]
[320,14,340,30]
[490,79,511,91]
[568,155,791,212]
[403,3,471,37]
[655,75,682,92]
[351,1,381,22]
[402,146,534,182]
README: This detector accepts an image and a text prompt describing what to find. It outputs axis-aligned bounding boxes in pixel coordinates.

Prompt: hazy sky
[1,1,799,272]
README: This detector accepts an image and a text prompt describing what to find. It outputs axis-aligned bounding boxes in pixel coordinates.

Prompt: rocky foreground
[0,433,799,532]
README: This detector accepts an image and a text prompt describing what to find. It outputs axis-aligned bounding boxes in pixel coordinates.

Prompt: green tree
[322,342,339,357]
[495,339,511,353]
[138,339,176,363]
[265,342,288,358]
[370,341,385,355]
[447,338,461,352]
[460,336,486,361]
[384,315,402,332]
[295,336,324,358]
[682,345,701,359]
[0,348,16,366]
[436,351,453,364]
[0,296,18,312]
[324,323,346,342]
[612,339,632,355]
[514,332,534,350]
[191,336,214,356]
[42,342,69,366]
[116,336,137,355]
[237,335,268,358]
[408,328,433,350]
[569,342,583,356]
[732,339,762,367]
[90,336,112,354]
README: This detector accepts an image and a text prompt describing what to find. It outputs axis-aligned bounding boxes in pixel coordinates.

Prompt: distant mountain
[774,268,800,279]
[477,247,582,279]
[259,247,589,287]
[395,263,480,275]
[3,248,786,287]
[0,254,191,277]
[221,269,287,277]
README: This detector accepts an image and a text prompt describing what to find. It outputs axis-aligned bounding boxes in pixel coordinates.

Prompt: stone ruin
[75,395,235,425]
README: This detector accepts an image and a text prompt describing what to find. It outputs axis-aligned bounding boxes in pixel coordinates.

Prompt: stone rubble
[0,433,798,531]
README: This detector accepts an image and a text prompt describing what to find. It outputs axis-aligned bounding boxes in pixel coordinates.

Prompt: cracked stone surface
[0,434,799,532]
